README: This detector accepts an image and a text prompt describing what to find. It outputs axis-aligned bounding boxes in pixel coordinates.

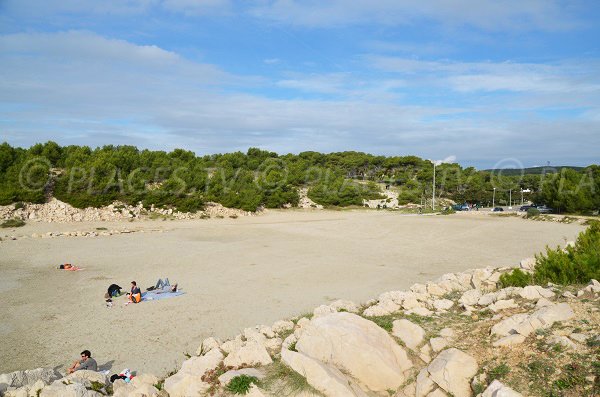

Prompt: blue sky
[1,0,599,168]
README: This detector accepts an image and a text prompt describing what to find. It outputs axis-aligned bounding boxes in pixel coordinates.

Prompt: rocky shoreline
[1,245,598,397]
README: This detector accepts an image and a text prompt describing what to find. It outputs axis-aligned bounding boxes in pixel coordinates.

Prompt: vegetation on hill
[0,141,598,213]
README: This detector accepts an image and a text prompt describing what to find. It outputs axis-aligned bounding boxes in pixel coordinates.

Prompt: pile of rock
[0,199,254,224]
[297,188,323,209]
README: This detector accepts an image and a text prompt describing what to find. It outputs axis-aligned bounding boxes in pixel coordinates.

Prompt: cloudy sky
[1,0,599,168]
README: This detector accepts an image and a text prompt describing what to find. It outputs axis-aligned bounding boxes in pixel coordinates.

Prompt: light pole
[509,189,512,209]
[432,162,436,211]
[521,189,524,205]
[492,187,496,208]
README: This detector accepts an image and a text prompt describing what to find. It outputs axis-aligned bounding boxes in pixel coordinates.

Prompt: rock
[3,379,45,397]
[296,313,413,393]
[478,292,498,306]
[221,336,244,354]
[426,283,447,296]
[415,368,436,396]
[471,268,493,289]
[492,334,526,347]
[562,291,576,299]
[363,299,400,317]
[536,298,553,308]
[491,303,575,337]
[433,299,454,311]
[392,319,426,350]
[218,368,264,386]
[488,299,517,312]
[281,349,368,397]
[419,344,432,364]
[459,289,482,306]
[271,320,294,334]
[246,385,268,397]
[223,340,273,367]
[329,299,359,313]
[569,333,587,343]
[313,305,337,317]
[429,337,449,353]
[40,382,103,397]
[0,368,61,394]
[439,328,455,339]
[64,370,108,387]
[519,286,555,300]
[481,380,523,396]
[164,349,223,397]
[259,325,275,338]
[244,327,267,345]
[130,373,159,388]
[547,335,578,350]
[264,337,283,354]
[196,337,221,356]
[418,348,477,397]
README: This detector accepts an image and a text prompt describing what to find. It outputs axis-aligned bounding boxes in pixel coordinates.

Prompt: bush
[1,218,26,228]
[526,207,540,217]
[500,220,600,286]
[226,375,258,395]
[499,268,531,288]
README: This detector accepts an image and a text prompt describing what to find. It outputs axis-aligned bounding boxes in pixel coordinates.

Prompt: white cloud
[249,0,578,31]
[0,31,598,167]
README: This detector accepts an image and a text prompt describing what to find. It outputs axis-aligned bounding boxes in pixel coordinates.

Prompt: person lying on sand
[126,281,142,303]
[58,264,81,271]
[67,350,98,373]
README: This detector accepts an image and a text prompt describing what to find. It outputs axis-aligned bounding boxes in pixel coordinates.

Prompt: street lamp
[509,189,512,209]
[432,162,436,211]
[492,187,496,208]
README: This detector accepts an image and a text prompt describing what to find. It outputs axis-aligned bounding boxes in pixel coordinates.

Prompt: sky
[0,0,599,168]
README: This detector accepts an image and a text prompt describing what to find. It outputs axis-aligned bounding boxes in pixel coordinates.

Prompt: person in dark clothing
[127,281,142,303]
[107,284,122,297]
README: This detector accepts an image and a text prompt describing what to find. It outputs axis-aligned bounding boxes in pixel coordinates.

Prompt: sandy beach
[0,210,585,376]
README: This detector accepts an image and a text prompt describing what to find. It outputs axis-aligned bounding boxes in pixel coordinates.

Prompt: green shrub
[1,218,26,228]
[499,268,532,288]
[500,220,600,287]
[526,207,540,217]
[440,207,456,215]
[13,201,25,209]
[488,363,510,380]
[226,375,258,395]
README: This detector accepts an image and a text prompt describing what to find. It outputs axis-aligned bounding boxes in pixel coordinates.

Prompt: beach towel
[142,287,184,302]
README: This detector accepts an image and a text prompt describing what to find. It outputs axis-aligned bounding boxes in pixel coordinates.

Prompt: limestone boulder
[196,337,221,356]
[64,370,108,387]
[492,334,526,347]
[272,320,295,334]
[40,382,103,397]
[417,348,477,397]
[3,379,45,397]
[223,340,273,367]
[163,349,223,397]
[281,349,368,397]
[296,312,413,393]
[0,368,61,394]
[459,289,482,306]
[491,303,575,338]
[433,299,454,311]
[392,319,426,350]
[363,299,400,317]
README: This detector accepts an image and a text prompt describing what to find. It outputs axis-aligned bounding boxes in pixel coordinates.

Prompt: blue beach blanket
[142,289,185,301]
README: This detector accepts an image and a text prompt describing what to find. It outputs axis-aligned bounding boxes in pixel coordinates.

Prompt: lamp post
[492,187,496,208]
[432,162,436,211]
[509,189,512,209]
[521,189,524,205]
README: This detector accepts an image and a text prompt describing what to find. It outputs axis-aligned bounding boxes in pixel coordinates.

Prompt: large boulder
[223,340,273,367]
[40,382,103,397]
[281,349,368,397]
[64,370,108,387]
[295,312,412,393]
[392,319,426,350]
[417,348,477,397]
[3,379,45,397]
[163,349,223,397]
[0,368,61,394]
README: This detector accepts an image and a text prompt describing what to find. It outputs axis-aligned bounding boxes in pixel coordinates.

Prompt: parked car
[492,207,504,212]
[519,204,536,211]
[536,205,553,214]
[452,204,469,211]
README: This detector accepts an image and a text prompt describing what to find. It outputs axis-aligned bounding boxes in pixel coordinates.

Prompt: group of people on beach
[105,279,178,306]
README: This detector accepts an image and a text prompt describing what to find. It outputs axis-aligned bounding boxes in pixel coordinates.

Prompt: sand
[0,210,585,376]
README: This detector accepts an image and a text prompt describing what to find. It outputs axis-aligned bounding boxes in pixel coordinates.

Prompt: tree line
[0,142,598,214]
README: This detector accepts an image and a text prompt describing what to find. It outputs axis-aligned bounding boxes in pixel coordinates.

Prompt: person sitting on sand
[127,281,142,303]
[67,350,98,373]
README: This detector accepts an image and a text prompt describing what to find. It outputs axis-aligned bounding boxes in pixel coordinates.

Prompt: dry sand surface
[0,210,585,376]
